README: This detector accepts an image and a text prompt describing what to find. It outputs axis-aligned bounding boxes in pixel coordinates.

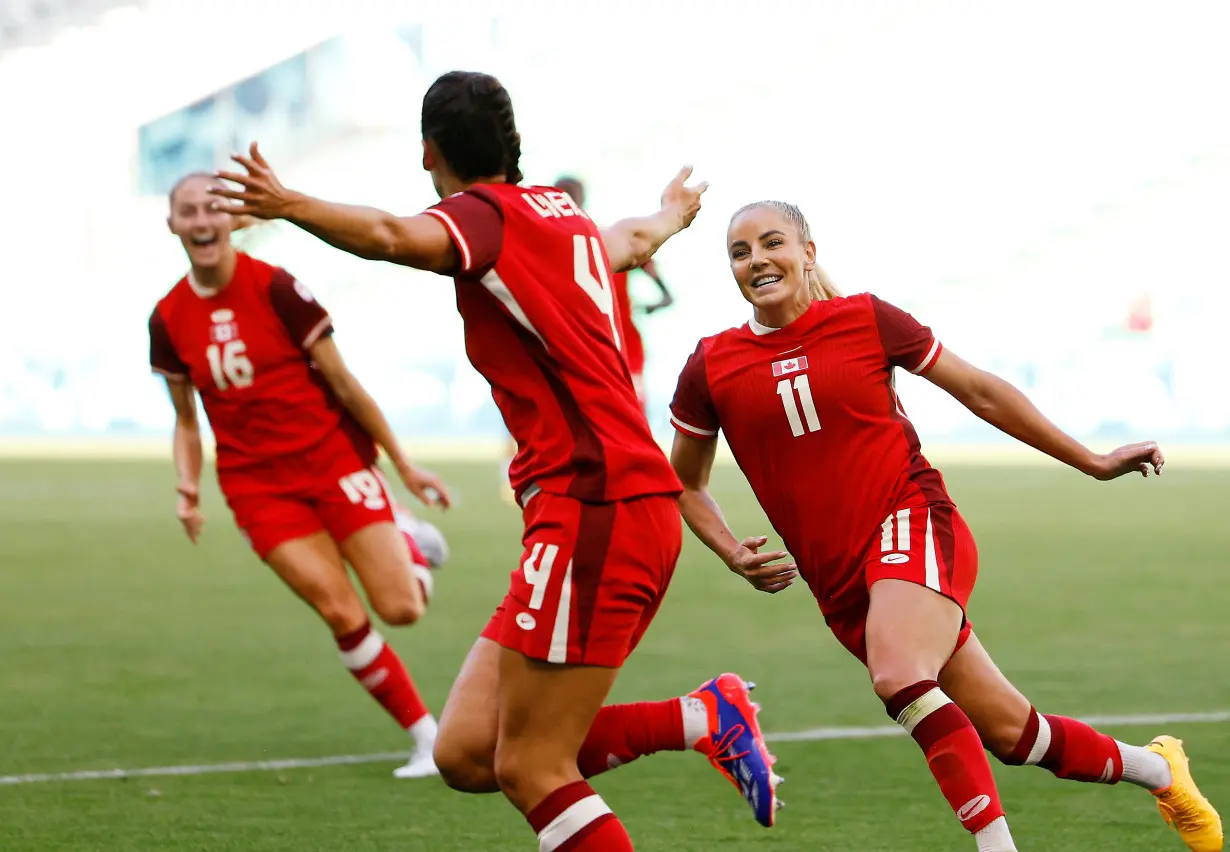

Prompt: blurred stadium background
[2,0,1229,450]
[2,3,1229,852]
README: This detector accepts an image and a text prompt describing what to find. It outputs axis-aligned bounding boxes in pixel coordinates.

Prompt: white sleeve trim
[670,413,718,438]
[909,339,942,375]
[425,208,472,272]
[301,315,333,349]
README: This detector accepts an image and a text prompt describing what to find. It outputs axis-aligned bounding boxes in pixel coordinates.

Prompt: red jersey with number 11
[670,294,953,614]
[425,183,679,504]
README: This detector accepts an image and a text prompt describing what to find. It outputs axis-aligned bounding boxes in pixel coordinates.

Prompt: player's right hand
[725,535,797,594]
[660,166,708,231]
[177,488,205,544]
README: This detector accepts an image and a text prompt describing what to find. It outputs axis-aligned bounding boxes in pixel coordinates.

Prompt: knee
[316,598,368,636]
[434,737,497,794]
[371,591,424,627]
[869,664,938,704]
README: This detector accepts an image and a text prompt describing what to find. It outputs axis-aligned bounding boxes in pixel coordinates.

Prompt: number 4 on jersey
[573,235,622,350]
[777,374,821,437]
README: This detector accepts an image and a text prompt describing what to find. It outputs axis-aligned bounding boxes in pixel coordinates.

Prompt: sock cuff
[529,780,615,850]
[1003,706,1047,766]
[337,624,385,670]
[886,680,946,728]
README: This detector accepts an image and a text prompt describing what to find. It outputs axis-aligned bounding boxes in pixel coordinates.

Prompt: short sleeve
[670,341,720,438]
[149,308,188,380]
[424,190,504,277]
[870,295,943,375]
[268,268,334,349]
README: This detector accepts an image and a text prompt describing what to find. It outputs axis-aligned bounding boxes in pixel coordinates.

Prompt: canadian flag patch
[772,355,809,377]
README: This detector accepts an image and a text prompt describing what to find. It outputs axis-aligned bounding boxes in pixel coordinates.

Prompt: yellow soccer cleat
[1147,735,1224,851]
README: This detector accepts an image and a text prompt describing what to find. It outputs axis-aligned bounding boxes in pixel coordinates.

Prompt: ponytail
[732,200,841,302]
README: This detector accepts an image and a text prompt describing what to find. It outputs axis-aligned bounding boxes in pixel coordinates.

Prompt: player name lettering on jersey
[772,356,809,377]
[521,191,590,220]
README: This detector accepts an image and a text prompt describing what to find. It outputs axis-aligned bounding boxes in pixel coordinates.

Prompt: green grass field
[1,459,1227,851]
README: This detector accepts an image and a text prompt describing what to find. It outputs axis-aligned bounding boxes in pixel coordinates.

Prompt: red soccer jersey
[148,252,374,474]
[425,183,680,503]
[610,270,645,375]
[670,294,951,614]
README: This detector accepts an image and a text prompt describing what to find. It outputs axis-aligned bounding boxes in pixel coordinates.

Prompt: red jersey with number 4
[670,294,952,614]
[148,252,374,474]
[425,183,679,503]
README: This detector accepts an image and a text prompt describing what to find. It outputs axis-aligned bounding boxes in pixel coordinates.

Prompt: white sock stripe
[338,631,385,670]
[537,794,612,852]
[895,687,953,735]
[1025,713,1052,766]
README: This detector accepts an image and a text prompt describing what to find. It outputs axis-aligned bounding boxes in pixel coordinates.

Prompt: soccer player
[150,172,451,780]
[554,176,675,406]
[210,71,780,848]
[668,199,1223,852]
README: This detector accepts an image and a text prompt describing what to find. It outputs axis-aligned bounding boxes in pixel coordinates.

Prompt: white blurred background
[1,0,1227,444]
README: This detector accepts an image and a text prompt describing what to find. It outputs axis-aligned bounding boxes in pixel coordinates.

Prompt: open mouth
[190,233,219,248]
[751,274,782,290]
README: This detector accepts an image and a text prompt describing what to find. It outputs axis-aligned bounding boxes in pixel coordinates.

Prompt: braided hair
[421,71,523,185]
[730,200,843,301]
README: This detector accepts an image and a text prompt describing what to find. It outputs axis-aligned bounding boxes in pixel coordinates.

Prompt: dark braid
[421,71,523,185]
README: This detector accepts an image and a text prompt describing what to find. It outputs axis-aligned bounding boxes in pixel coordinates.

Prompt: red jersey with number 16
[148,252,374,474]
[670,294,953,614]
[425,183,680,504]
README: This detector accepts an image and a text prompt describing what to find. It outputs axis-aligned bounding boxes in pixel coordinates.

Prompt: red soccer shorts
[220,433,394,560]
[823,501,977,666]
[481,492,682,667]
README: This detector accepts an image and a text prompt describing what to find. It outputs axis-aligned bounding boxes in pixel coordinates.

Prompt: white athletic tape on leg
[895,687,953,735]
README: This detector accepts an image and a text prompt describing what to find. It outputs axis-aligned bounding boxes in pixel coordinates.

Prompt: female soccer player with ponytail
[668,199,1222,851]
[211,71,781,849]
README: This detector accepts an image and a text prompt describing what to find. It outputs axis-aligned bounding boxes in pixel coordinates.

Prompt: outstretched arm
[211,143,459,273]
[310,337,451,508]
[671,432,797,593]
[924,349,1164,480]
[602,166,708,273]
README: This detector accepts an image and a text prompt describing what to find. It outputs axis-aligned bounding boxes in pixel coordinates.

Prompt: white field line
[2,710,1226,787]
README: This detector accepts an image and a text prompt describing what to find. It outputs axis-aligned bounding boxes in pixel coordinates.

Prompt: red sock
[527,780,634,851]
[1004,707,1123,783]
[576,700,685,778]
[336,622,429,729]
[886,680,1006,834]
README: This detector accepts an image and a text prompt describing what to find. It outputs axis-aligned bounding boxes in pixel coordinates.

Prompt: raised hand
[726,534,798,594]
[210,142,297,220]
[660,165,708,231]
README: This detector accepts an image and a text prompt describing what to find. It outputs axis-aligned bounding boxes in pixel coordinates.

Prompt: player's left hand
[1088,441,1165,481]
[660,166,708,231]
[398,462,452,509]
[211,142,297,220]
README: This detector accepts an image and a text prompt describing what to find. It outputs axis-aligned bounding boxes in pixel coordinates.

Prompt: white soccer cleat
[392,750,439,780]
[394,715,440,780]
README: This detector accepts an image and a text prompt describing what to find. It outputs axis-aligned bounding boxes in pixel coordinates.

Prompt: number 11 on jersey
[777,374,821,437]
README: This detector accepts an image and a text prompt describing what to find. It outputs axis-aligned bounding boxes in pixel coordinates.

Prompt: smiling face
[167,173,234,269]
[727,204,816,315]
